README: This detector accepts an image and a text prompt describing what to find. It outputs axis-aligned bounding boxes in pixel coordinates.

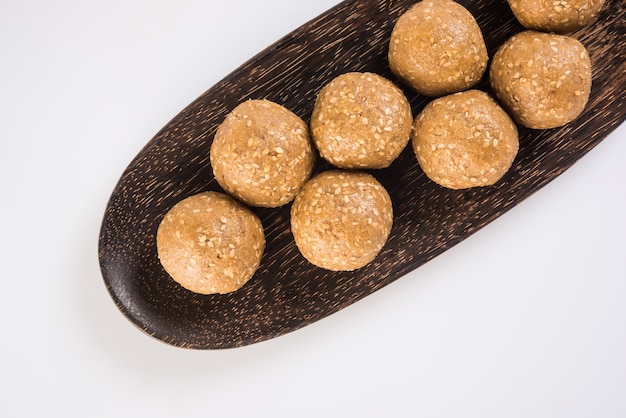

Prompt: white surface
[1,1,624,417]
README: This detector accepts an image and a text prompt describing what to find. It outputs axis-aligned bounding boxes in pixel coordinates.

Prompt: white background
[1,1,624,417]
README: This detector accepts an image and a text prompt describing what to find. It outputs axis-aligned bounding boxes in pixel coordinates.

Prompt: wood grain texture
[98,0,626,349]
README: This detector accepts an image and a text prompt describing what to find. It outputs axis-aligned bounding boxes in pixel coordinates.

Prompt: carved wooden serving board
[99,0,625,349]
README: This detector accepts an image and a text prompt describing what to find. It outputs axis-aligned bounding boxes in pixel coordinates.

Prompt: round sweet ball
[210,99,315,207]
[310,72,413,169]
[489,31,591,129]
[156,192,265,295]
[412,90,519,189]
[388,0,488,97]
[507,0,605,34]
[290,170,393,271]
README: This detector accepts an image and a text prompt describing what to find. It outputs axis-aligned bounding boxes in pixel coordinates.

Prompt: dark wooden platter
[99,0,625,349]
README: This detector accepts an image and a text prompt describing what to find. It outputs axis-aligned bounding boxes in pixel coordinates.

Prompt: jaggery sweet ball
[412,90,519,189]
[507,0,605,34]
[310,72,413,169]
[210,99,315,207]
[388,0,488,97]
[489,30,592,129]
[156,192,265,295]
[290,170,393,271]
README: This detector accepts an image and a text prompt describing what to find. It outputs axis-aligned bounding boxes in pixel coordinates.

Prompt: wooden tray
[98,0,626,349]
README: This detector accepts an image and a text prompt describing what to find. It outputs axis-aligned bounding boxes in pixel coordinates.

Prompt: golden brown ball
[311,72,413,169]
[156,192,265,294]
[507,0,605,34]
[412,90,519,189]
[489,30,592,129]
[211,99,315,207]
[290,170,393,271]
[388,0,488,97]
